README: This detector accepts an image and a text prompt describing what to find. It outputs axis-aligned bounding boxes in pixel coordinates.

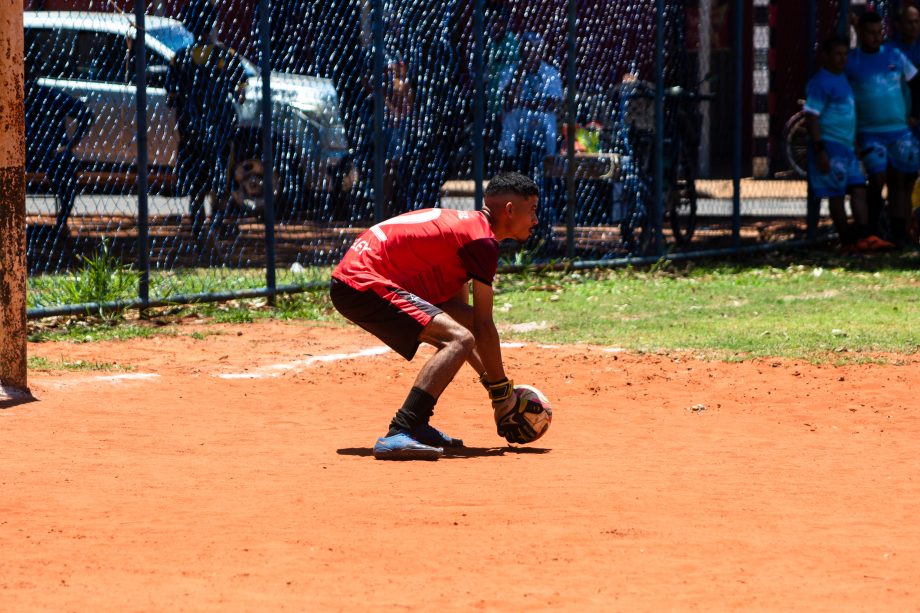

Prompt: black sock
[387,387,437,436]
[854,224,871,240]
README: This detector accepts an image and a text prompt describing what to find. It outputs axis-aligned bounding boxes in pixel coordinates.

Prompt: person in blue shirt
[846,10,920,248]
[805,36,878,251]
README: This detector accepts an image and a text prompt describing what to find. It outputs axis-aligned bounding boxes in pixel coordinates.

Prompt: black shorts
[329,278,442,360]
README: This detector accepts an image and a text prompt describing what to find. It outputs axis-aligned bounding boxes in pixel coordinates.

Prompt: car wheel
[228,156,281,222]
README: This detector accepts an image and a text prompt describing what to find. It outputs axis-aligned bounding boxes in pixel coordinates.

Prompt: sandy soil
[2,320,919,611]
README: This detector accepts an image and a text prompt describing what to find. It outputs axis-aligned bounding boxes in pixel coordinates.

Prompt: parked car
[23,11,355,219]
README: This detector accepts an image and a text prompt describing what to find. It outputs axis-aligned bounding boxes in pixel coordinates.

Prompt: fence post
[653,0,665,256]
[473,0,484,211]
[806,0,819,240]
[565,0,576,259]
[372,0,385,223]
[258,0,276,302]
[838,1,851,38]
[0,0,28,393]
[698,0,712,177]
[732,0,744,253]
[134,1,150,306]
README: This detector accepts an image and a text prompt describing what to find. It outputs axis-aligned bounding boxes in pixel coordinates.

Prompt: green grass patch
[28,321,177,344]
[493,251,920,362]
[27,356,133,372]
[26,250,920,363]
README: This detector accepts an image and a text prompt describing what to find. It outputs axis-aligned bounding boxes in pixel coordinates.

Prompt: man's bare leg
[380,312,473,448]
[414,313,476,398]
[827,196,852,245]
[438,298,488,377]
[887,167,914,245]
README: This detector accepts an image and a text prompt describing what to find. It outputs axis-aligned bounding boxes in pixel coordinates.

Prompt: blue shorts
[858,129,920,175]
[808,140,866,198]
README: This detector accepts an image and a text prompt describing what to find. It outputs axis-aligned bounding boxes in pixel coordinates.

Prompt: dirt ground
[2,320,919,611]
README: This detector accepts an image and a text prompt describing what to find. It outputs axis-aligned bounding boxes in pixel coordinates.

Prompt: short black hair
[484,172,539,198]
[858,11,883,27]
[822,36,850,54]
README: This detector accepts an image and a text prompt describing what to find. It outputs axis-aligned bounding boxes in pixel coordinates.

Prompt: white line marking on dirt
[500,342,526,348]
[218,346,392,379]
[40,373,161,389]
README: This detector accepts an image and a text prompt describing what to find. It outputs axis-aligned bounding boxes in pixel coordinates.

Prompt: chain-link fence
[22,0,878,317]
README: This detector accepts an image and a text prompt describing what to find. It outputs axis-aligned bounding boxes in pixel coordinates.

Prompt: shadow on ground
[336,446,551,459]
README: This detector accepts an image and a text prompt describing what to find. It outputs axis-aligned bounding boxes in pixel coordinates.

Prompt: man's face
[898,8,920,43]
[825,44,849,73]
[859,21,884,53]
[507,194,539,242]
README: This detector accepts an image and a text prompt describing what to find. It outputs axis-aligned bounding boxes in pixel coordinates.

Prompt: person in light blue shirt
[805,37,873,250]
[846,11,919,248]
[497,32,563,169]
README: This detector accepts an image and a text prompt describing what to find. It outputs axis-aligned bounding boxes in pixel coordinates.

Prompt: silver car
[23,11,355,218]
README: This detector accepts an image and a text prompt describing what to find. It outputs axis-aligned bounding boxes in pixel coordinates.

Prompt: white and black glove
[483,377,546,444]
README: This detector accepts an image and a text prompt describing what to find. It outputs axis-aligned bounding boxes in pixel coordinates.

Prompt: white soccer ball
[513,384,553,443]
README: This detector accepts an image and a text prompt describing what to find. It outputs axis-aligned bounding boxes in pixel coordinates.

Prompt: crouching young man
[330,172,548,460]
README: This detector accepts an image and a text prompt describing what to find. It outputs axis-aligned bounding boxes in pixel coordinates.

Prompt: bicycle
[614,79,712,253]
[781,101,809,178]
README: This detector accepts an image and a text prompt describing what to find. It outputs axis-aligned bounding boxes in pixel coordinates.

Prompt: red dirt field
[2,320,919,611]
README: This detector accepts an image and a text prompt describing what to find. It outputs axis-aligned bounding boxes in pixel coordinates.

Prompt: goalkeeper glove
[483,376,546,444]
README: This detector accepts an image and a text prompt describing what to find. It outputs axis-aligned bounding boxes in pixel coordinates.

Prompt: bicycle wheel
[667,152,698,245]
[782,110,809,178]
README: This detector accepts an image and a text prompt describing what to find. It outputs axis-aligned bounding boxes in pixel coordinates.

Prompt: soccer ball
[513,384,553,443]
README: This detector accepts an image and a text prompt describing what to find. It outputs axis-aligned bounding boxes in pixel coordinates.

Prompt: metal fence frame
[25,0,854,320]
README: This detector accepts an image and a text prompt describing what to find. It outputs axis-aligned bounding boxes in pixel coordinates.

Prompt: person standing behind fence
[893,6,920,67]
[485,8,519,172]
[382,55,414,216]
[166,0,246,244]
[845,11,920,249]
[892,5,920,243]
[804,37,878,252]
[398,1,470,211]
[23,60,93,247]
[497,32,562,176]
[496,32,562,253]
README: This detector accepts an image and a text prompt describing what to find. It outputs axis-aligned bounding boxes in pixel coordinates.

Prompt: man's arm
[470,279,506,383]
[539,65,563,115]
[469,280,547,444]
[907,73,920,127]
[804,111,831,174]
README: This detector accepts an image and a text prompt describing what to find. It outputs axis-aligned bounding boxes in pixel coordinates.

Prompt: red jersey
[332,208,500,304]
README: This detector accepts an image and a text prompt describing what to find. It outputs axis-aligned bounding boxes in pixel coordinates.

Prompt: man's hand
[484,377,547,444]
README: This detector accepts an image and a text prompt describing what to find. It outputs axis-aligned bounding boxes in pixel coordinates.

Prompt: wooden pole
[0,0,29,394]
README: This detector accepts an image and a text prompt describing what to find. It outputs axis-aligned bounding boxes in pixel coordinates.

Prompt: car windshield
[147,23,259,77]
[146,24,193,54]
